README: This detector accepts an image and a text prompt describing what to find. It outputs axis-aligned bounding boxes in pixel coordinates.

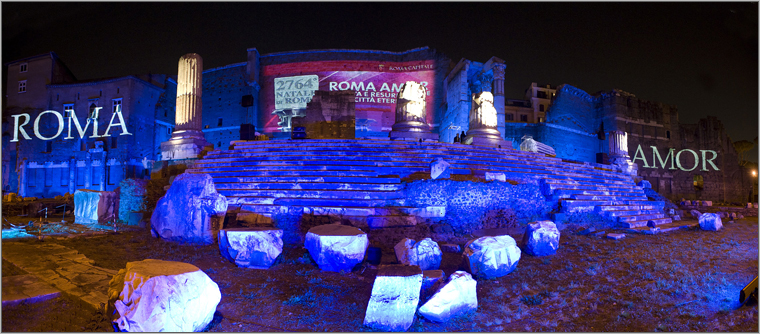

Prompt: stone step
[219,189,403,200]
[561,200,654,212]
[228,196,404,207]
[188,169,381,177]
[200,152,629,180]
[616,213,666,223]
[570,194,647,201]
[551,189,645,199]
[601,209,662,218]
[619,217,673,228]
[234,204,442,218]
[595,204,658,212]
[215,182,403,191]
[211,176,401,184]
[542,181,635,192]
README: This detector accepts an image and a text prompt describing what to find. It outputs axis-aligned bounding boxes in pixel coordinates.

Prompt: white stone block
[363,265,422,331]
[305,224,368,272]
[703,201,712,206]
[485,172,506,182]
[150,173,227,245]
[218,227,283,269]
[74,189,118,224]
[108,259,221,332]
[699,213,722,231]
[418,271,478,322]
[463,235,521,279]
[521,220,560,256]
[430,157,451,180]
[394,238,442,270]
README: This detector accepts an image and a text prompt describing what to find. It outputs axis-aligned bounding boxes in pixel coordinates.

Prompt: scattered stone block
[521,220,560,256]
[646,220,657,228]
[439,243,461,253]
[591,231,606,237]
[698,213,722,231]
[430,157,451,180]
[681,200,691,206]
[108,259,221,332]
[394,238,442,270]
[74,189,118,224]
[150,173,227,245]
[606,233,626,240]
[218,227,283,269]
[672,215,681,221]
[754,204,758,209]
[690,210,702,218]
[2,193,17,202]
[420,270,446,303]
[418,271,478,323]
[463,235,521,279]
[305,224,368,272]
[702,201,712,206]
[578,227,595,235]
[363,265,422,332]
[637,180,651,189]
[485,172,506,182]
[748,203,753,208]
[738,214,744,219]
[367,215,417,228]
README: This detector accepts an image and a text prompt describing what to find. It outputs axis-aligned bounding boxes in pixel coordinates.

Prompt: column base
[389,131,439,142]
[160,131,213,161]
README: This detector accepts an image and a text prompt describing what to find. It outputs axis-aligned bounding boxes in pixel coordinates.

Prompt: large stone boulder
[305,224,368,272]
[430,157,451,179]
[74,189,118,224]
[699,213,723,231]
[108,259,221,332]
[463,235,521,279]
[418,271,478,322]
[394,237,442,270]
[118,178,148,224]
[218,227,283,269]
[702,200,712,207]
[150,173,227,245]
[363,265,422,332]
[485,172,506,182]
[521,220,560,256]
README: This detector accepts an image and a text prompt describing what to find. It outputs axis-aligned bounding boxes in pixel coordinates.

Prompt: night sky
[3,2,758,159]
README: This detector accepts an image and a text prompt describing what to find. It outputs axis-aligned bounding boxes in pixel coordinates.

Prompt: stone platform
[186,139,670,228]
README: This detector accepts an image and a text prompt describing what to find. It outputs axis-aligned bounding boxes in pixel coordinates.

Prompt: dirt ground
[2,214,758,332]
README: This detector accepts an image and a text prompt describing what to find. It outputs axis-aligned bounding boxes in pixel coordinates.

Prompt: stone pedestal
[389,81,439,142]
[463,91,511,148]
[607,130,637,176]
[161,54,212,160]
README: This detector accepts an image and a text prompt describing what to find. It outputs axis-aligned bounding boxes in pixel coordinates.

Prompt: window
[217,141,222,148]
[63,104,74,118]
[539,104,545,112]
[45,141,52,153]
[167,127,172,135]
[19,63,27,73]
[506,114,514,121]
[18,80,26,93]
[88,101,99,118]
[666,130,671,139]
[111,136,117,149]
[520,114,528,122]
[77,167,85,186]
[57,94,59,101]
[28,168,36,187]
[112,98,122,113]
[164,110,167,117]
[61,167,68,186]
[218,118,223,126]
[538,117,544,123]
[117,87,120,94]
[693,175,704,191]
[80,139,86,151]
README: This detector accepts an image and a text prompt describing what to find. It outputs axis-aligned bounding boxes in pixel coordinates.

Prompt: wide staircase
[185,139,671,228]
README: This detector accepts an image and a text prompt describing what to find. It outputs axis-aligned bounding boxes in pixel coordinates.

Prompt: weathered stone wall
[440,60,471,143]
[404,179,551,232]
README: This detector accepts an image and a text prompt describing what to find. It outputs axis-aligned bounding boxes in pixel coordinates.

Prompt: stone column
[607,130,637,177]
[68,157,76,194]
[389,81,438,142]
[463,91,511,148]
[160,53,212,160]
[491,64,506,136]
[18,159,27,197]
